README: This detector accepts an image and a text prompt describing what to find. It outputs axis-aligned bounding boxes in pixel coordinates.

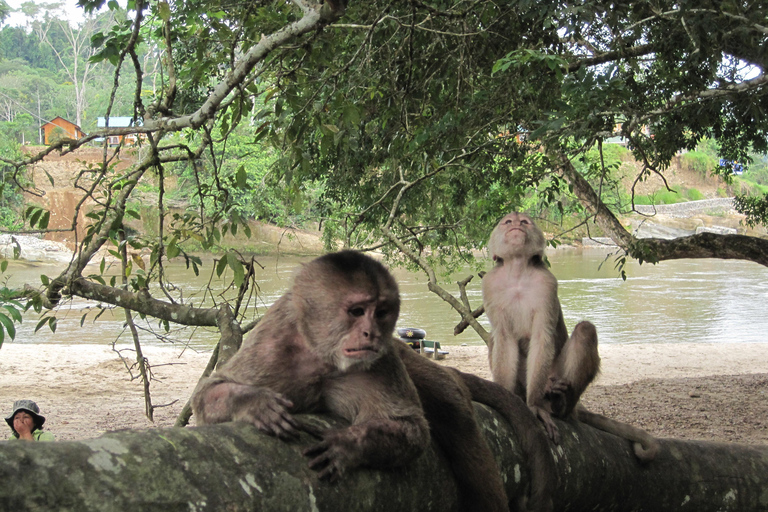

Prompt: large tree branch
[550,149,634,246]
[552,149,768,267]
[1,406,768,511]
[566,43,659,72]
[638,233,768,267]
[68,278,220,327]
[46,162,151,305]
[144,1,346,132]
[645,74,768,118]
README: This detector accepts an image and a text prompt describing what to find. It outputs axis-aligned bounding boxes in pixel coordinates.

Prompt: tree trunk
[551,148,768,267]
[0,404,766,512]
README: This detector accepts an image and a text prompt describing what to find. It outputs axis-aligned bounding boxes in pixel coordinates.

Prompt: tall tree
[22,1,116,126]
[266,0,768,266]
[0,0,9,23]
[0,0,765,420]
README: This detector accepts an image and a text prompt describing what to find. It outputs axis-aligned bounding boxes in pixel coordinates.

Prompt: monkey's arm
[488,326,521,392]
[310,359,430,481]
[304,414,429,481]
[191,376,301,439]
[525,298,563,442]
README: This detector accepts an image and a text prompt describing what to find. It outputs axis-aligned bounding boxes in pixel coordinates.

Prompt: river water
[3,248,767,348]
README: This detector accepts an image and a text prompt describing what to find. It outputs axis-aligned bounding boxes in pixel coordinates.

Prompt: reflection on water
[552,249,768,346]
[3,248,767,348]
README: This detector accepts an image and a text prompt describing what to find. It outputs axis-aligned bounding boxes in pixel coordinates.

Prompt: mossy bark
[1,405,767,511]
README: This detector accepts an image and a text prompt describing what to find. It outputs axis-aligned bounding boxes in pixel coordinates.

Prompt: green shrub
[685,188,705,201]
[631,194,653,205]
[655,190,683,204]
[632,190,685,205]
[682,151,716,176]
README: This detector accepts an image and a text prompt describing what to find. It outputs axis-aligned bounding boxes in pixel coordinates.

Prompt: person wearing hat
[5,400,54,441]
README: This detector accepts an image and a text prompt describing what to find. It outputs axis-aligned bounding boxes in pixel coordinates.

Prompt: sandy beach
[0,342,766,444]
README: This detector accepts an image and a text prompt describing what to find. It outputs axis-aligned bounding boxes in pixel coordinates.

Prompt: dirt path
[1,342,766,445]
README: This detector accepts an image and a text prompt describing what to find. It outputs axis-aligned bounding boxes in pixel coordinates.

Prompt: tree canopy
[0,0,766,417]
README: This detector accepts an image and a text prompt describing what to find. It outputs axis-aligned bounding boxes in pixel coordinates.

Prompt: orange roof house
[41,117,85,145]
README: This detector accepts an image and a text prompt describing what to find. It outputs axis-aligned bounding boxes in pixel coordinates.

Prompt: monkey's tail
[455,370,556,512]
[576,409,660,462]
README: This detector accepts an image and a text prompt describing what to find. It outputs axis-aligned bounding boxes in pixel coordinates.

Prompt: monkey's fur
[192,250,555,512]
[483,212,659,462]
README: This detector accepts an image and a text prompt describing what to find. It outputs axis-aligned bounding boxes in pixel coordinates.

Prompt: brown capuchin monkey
[192,250,556,512]
[482,212,659,462]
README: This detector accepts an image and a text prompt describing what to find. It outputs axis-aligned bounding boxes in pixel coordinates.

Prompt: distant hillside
[21,145,324,255]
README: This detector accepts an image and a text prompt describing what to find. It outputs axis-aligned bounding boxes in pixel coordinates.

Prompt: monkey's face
[293,251,401,372]
[333,287,399,371]
[489,212,545,261]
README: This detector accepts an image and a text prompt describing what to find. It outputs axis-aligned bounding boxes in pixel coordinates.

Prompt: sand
[0,342,766,444]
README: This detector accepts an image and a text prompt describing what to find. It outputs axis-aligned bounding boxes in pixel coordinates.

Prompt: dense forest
[0,4,132,137]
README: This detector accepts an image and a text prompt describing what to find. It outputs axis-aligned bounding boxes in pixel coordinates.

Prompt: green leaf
[158,1,171,21]
[0,312,15,341]
[35,316,49,333]
[228,253,245,288]
[39,211,50,229]
[343,105,360,127]
[322,123,340,134]
[216,255,228,277]
[29,208,41,228]
[236,166,248,188]
[166,239,180,259]
[2,305,22,324]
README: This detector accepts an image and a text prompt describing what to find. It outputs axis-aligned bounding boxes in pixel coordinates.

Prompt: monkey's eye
[520,219,529,225]
[349,306,365,317]
[375,309,388,319]
[503,219,512,224]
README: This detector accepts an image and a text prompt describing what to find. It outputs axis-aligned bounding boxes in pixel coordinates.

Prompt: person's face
[13,411,35,434]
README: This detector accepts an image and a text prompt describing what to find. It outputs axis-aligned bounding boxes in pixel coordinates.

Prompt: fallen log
[0,404,767,511]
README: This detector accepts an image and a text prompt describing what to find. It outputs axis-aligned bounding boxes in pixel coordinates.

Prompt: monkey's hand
[231,387,299,440]
[303,429,356,482]
[529,404,560,445]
